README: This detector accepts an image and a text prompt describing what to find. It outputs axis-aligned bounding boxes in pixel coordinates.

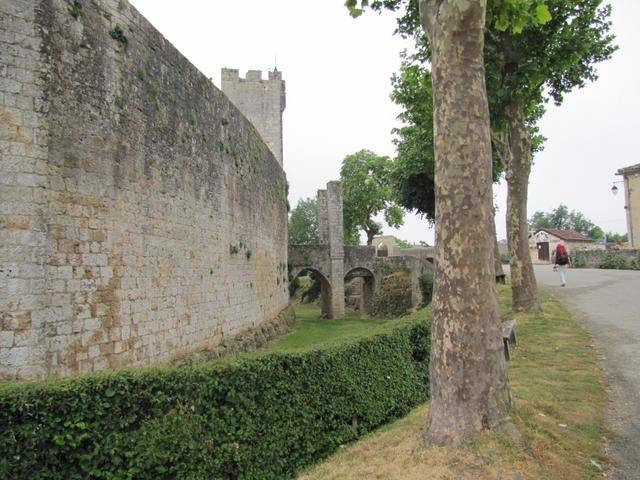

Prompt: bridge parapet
[289,245,330,282]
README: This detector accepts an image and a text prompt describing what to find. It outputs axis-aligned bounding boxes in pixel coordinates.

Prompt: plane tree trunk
[505,101,540,313]
[419,0,514,446]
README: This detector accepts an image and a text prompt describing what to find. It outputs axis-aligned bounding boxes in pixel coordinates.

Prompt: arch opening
[344,267,376,316]
[289,268,333,318]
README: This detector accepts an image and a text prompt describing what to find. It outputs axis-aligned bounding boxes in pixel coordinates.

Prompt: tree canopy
[389,57,506,222]
[341,149,404,245]
[605,232,628,244]
[389,58,436,222]
[372,0,615,313]
[529,204,605,240]
[288,198,319,245]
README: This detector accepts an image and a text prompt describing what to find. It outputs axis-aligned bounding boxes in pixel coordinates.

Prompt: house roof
[617,163,640,176]
[536,228,594,242]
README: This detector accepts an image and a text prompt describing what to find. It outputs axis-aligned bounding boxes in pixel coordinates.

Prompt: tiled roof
[617,163,640,175]
[536,228,594,242]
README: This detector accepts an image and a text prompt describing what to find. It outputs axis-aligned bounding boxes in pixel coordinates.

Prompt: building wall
[0,0,289,380]
[371,236,435,261]
[529,232,601,264]
[372,236,399,257]
[624,172,640,248]
[221,68,286,167]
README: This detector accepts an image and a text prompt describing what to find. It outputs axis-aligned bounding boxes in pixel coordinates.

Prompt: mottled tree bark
[420,0,514,446]
[505,101,540,313]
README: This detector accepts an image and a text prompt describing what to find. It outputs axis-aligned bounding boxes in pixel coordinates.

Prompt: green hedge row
[0,318,430,479]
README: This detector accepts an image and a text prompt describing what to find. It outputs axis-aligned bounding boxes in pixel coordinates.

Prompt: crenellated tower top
[221,68,286,166]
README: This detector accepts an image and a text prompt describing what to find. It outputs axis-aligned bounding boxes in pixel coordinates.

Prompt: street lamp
[611,181,624,196]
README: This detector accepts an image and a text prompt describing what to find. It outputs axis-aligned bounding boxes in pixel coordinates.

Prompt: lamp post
[611,180,624,196]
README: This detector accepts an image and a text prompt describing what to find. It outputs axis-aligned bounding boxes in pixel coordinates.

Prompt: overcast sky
[129,0,638,244]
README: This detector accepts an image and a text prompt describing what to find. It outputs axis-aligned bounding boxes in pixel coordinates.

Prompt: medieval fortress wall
[0,0,289,380]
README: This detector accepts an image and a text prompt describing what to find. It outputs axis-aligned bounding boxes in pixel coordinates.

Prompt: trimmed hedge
[0,318,429,479]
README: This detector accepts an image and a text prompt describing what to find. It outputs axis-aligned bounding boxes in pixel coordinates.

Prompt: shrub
[0,319,429,479]
[419,270,434,305]
[288,275,300,297]
[570,253,586,269]
[599,251,627,270]
[301,273,321,303]
[499,253,510,264]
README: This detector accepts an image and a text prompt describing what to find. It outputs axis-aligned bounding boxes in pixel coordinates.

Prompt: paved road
[534,265,640,480]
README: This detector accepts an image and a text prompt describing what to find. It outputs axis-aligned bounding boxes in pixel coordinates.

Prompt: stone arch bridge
[289,181,432,318]
[289,244,427,318]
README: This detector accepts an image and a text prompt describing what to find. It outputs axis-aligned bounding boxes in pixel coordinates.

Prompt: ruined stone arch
[376,242,389,257]
[290,267,334,319]
[344,267,376,315]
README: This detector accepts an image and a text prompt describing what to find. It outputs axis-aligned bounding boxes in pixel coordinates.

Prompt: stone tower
[316,181,345,319]
[221,68,286,167]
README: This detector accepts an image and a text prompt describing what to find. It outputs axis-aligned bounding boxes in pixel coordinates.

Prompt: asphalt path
[533,265,640,480]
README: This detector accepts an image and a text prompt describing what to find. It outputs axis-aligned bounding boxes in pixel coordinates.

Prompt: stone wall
[572,249,639,269]
[368,272,415,318]
[0,0,289,380]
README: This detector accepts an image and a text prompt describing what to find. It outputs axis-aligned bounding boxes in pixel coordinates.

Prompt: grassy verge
[298,286,609,479]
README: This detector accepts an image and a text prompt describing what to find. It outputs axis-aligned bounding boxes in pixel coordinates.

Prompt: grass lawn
[296,285,609,480]
[265,304,427,353]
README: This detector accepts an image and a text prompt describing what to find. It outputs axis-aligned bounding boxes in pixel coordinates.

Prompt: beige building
[616,163,640,248]
[529,228,602,264]
[372,236,435,261]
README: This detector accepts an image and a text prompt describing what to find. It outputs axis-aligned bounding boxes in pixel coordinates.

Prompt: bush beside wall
[0,318,429,479]
[418,271,434,306]
[571,249,639,269]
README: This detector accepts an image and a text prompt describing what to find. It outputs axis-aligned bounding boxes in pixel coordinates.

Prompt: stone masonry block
[0,331,14,348]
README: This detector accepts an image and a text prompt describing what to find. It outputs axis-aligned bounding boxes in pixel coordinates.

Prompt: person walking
[553,243,571,286]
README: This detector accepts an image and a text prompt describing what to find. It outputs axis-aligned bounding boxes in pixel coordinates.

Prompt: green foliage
[356,0,615,225]
[630,252,640,271]
[570,253,586,269]
[500,253,511,264]
[288,275,301,297]
[68,0,82,19]
[289,198,319,245]
[487,0,552,34]
[136,68,146,81]
[418,270,433,306]
[109,25,128,47]
[150,78,162,99]
[0,318,429,479]
[605,232,628,244]
[599,251,627,270]
[389,59,436,221]
[301,272,322,303]
[341,150,404,245]
[395,238,413,249]
[529,204,604,240]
